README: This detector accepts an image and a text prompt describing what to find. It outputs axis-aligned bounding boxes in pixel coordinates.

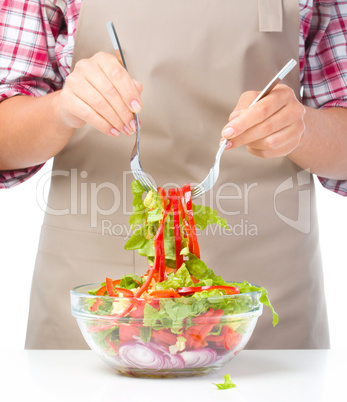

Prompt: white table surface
[3,349,346,402]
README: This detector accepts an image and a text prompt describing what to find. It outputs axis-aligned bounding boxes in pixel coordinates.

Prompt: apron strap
[258,0,283,32]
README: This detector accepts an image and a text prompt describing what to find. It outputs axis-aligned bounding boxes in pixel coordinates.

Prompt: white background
[0,160,346,350]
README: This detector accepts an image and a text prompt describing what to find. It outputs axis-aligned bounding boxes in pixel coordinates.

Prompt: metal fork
[107,21,156,192]
[191,58,297,199]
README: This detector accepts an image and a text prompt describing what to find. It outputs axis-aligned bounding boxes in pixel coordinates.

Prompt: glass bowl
[71,283,263,378]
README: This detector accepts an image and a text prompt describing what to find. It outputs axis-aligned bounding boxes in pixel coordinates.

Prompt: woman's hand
[221,84,306,158]
[58,51,143,137]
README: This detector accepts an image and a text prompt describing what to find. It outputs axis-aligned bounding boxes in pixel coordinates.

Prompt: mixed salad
[83,181,278,372]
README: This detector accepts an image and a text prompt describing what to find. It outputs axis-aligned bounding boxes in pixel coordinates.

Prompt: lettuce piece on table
[213,374,237,390]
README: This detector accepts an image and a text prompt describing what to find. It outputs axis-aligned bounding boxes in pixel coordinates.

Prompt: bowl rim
[70,282,263,300]
[71,282,263,321]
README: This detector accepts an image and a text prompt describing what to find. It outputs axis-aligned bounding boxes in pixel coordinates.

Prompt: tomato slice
[222,326,242,351]
[151,329,177,345]
[119,325,141,343]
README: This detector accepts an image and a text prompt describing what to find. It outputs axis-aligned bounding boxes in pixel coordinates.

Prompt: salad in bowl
[71,182,278,377]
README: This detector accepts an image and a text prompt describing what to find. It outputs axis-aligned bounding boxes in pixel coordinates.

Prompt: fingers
[96,52,142,114]
[61,88,122,137]
[59,52,143,137]
[221,85,305,158]
[222,86,290,140]
[246,124,303,158]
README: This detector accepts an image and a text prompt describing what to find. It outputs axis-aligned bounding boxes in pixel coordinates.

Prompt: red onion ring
[118,341,165,370]
[180,348,218,368]
[118,341,216,370]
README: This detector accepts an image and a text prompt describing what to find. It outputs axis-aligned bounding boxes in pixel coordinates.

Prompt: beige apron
[25,0,330,349]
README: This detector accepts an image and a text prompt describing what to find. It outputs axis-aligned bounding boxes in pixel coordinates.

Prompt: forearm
[0,91,74,170]
[288,107,347,180]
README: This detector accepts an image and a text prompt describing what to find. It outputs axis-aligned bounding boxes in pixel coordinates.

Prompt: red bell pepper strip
[169,188,184,272]
[135,260,159,299]
[157,187,165,209]
[176,287,200,296]
[156,187,170,283]
[106,278,135,298]
[183,184,200,258]
[90,298,103,312]
[96,279,121,296]
[112,287,135,297]
[177,285,240,296]
[117,253,160,318]
[158,238,166,283]
[106,277,118,297]
[149,289,181,298]
[177,187,192,250]
[96,285,107,296]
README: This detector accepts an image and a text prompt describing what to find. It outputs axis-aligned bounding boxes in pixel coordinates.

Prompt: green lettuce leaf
[192,204,229,230]
[229,280,279,327]
[129,181,147,229]
[154,265,194,290]
[119,273,145,290]
[124,226,147,250]
[140,327,152,343]
[213,374,236,390]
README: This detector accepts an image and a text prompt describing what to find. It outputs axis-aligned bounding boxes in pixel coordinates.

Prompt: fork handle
[249,59,297,107]
[106,21,128,70]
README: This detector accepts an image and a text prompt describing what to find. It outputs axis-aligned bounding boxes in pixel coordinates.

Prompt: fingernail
[131,100,142,113]
[222,126,235,138]
[110,128,120,137]
[225,140,233,150]
[129,119,137,132]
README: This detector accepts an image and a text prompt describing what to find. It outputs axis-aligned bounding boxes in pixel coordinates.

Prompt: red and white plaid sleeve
[300,0,347,196]
[0,0,80,189]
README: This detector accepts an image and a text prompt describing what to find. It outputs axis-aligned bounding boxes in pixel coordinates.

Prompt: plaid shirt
[1,0,347,195]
